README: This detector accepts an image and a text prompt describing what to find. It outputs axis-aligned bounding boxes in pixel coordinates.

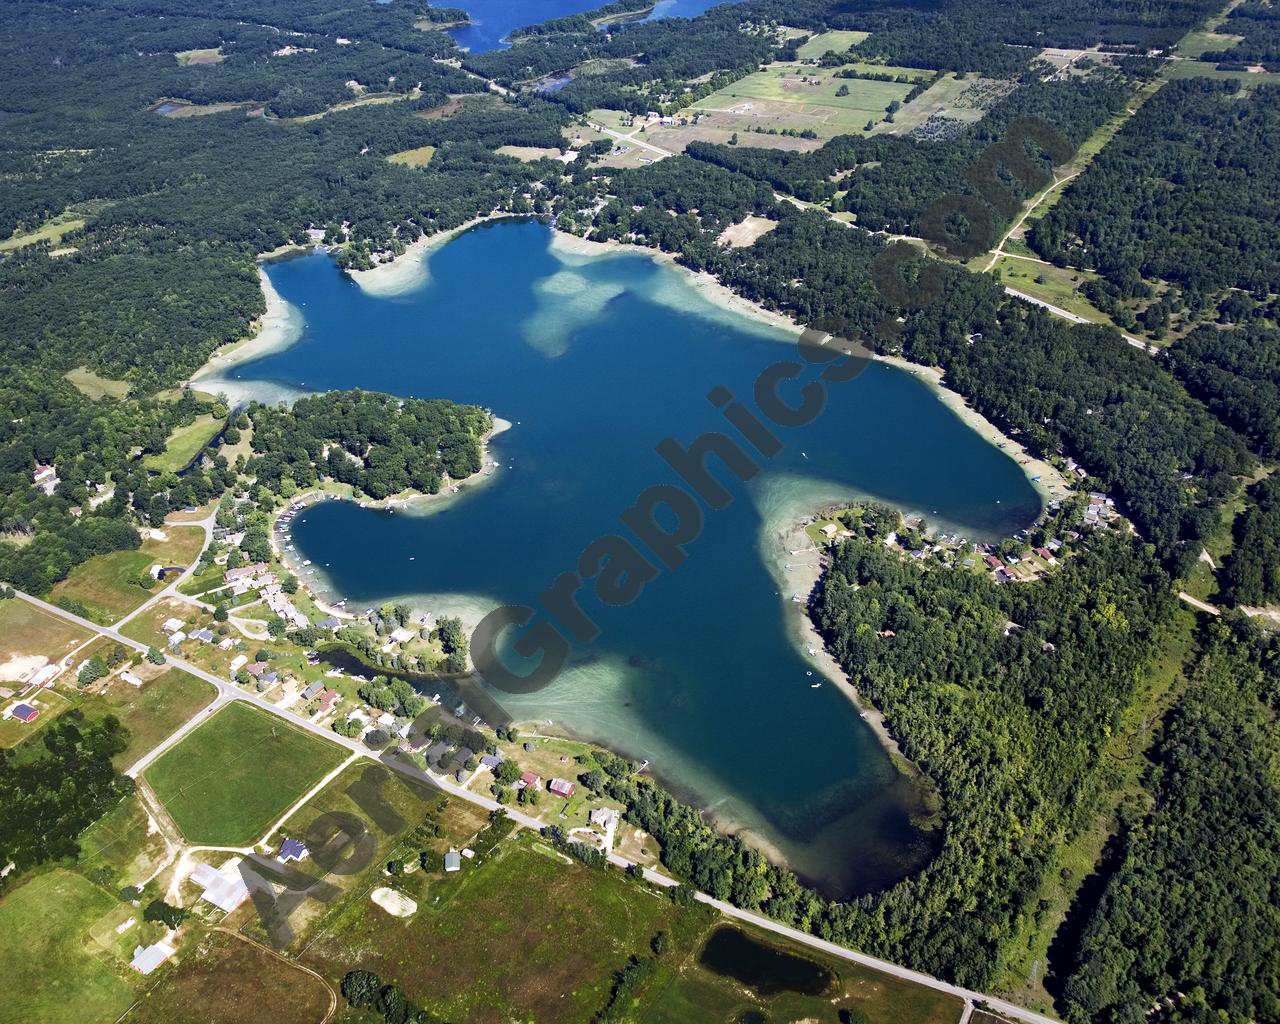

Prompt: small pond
[698,926,833,998]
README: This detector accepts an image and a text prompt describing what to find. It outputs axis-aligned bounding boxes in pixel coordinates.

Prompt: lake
[447,0,745,53]
[207,220,1042,898]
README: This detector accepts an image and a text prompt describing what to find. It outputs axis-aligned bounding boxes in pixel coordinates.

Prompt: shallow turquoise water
[217,221,1041,896]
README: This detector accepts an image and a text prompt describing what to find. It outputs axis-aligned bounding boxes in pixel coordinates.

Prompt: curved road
[15,587,1061,1024]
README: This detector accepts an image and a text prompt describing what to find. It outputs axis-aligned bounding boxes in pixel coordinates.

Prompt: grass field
[78,792,170,890]
[85,668,216,769]
[795,29,869,60]
[142,414,224,473]
[47,525,205,623]
[0,598,91,681]
[992,256,1115,325]
[0,869,138,1024]
[1164,58,1280,86]
[248,760,483,947]
[304,832,701,1023]
[877,74,1013,135]
[175,47,223,65]
[145,702,347,845]
[64,365,131,399]
[693,63,913,139]
[0,210,86,253]
[282,92,412,124]
[388,144,437,167]
[123,931,331,1024]
[1177,28,1245,58]
[304,829,963,1024]
[496,144,562,162]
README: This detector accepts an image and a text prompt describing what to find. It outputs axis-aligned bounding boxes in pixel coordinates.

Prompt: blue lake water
[448,0,744,52]
[212,220,1042,896]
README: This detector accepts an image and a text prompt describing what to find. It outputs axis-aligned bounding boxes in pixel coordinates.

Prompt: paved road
[588,122,673,159]
[1003,287,1154,352]
[13,586,1065,1024]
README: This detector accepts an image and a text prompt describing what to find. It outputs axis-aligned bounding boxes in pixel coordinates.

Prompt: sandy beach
[787,530,918,774]
[190,265,305,391]
[549,229,801,335]
[348,213,524,298]
[269,416,512,620]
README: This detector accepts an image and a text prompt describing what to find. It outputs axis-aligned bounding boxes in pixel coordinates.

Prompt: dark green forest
[1220,475,1280,607]
[245,391,492,500]
[1060,619,1280,1024]
[1028,79,1280,299]
[0,712,132,879]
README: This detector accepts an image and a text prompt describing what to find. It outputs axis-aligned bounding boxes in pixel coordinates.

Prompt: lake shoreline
[190,264,306,393]
[268,416,512,621]
[347,213,527,298]
[549,230,1069,502]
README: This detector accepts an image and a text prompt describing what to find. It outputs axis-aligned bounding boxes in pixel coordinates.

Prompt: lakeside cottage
[548,778,576,798]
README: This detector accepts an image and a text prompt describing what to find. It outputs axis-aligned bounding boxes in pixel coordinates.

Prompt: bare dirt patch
[717,215,778,248]
[371,886,418,917]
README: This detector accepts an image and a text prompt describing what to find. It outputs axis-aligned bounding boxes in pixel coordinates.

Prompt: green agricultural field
[142,413,224,473]
[388,144,437,166]
[64,366,131,399]
[795,29,870,60]
[145,702,347,845]
[0,869,139,1024]
[123,931,331,1024]
[695,64,913,138]
[47,525,206,622]
[85,668,217,769]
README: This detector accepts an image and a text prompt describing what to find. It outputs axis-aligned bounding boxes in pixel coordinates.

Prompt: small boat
[810,683,821,689]
[801,452,808,459]
[409,556,415,561]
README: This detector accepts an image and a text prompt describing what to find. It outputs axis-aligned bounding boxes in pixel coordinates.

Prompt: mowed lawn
[142,414,224,473]
[145,702,347,845]
[697,64,913,138]
[47,525,205,623]
[0,869,139,1024]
